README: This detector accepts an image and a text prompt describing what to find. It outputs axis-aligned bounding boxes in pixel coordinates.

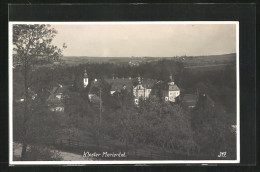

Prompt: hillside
[61,53,236,67]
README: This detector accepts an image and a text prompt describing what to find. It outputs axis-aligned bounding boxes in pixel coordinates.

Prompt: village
[17,68,217,113]
[12,58,237,161]
[11,23,237,161]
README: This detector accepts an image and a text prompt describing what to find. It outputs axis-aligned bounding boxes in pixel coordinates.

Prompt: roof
[90,78,134,92]
[56,86,67,94]
[169,78,175,82]
[50,85,67,95]
[182,94,198,101]
[169,85,180,91]
[168,75,175,82]
[105,78,133,91]
[90,78,178,94]
[50,99,64,107]
[90,79,101,87]
[154,80,180,91]
[182,94,198,107]
[47,84,68,102]
[162,90,168,97]
[141,79,157,89]
[89,80,101,94]
[183,101,197,108]
[47,95,64,107]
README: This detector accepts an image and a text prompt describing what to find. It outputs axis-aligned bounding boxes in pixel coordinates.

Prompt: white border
[9,21,240,165]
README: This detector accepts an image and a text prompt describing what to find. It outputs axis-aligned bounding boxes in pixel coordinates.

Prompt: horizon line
[63,53,236,58]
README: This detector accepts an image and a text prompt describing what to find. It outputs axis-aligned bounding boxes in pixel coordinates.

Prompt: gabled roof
[90,79,101,87]
[90,78,134,92]
[183,101,197,108]
[50,87,59,94]
[47,84,68,103]
[141,79,157,89]
[50,85,67,95]
[169,85,180,91]
[154,80,180,91]
[105,78,133,91]
[55,85,67,94]
[182,94,198,107]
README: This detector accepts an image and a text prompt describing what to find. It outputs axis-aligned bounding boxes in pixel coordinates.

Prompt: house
[46,84,67,112]
[88,79,101,102]
[85,69,181,105]
[105,78,133,95]
[48,84,68,100]
[163,75,180,102]
[133,77,156,105]
[88,77,133,102]
[48,98,65,112]
[182,94,199,108]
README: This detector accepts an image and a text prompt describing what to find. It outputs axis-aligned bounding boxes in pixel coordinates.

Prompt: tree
[13,24,66,160]
[191,94,236,159]
[138,98,197,155]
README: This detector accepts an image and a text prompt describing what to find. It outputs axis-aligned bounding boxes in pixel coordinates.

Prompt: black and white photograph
[9,22,239,165]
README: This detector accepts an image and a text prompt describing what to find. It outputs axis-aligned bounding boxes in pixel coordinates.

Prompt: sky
[51,23,237,57]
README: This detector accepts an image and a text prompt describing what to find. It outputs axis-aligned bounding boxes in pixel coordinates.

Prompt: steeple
[137,75,142,84]
[168,74,174,85]
[83,68,89,88]
[84,69,88,77]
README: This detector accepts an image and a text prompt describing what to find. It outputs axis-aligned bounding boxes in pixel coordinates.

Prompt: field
[61,53,236,68]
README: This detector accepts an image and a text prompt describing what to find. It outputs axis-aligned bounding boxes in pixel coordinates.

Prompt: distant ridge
[62,53,236,59]
[61,53,236,66]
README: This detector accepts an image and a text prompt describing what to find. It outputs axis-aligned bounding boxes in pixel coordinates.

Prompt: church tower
[168,74,175,85]
[83,69,88,88]
[137,75,142,84]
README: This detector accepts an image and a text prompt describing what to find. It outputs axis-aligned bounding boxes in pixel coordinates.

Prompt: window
[165,97,168,101]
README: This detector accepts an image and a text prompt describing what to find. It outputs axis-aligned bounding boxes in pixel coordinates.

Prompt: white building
[163,75,180,102]
[133,77,156,105]
[83,69,89,88]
